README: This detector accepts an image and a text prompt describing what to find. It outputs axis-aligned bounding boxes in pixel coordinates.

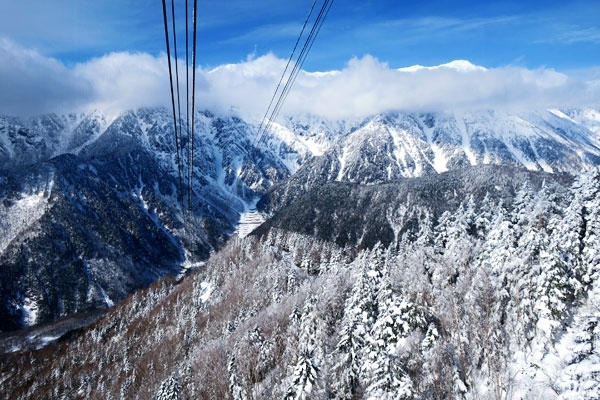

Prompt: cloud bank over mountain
[1,38,599,119]
[0,39,94,116]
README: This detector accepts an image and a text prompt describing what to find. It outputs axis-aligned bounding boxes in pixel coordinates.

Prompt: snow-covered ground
[0,191,49,255]
[234,206,265,238]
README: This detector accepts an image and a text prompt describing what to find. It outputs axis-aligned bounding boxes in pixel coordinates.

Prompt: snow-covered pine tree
[331,294,366,398]
[362,255,428,399]
[155,374,180,400]
[228,355,247,400]
[473,192,495,239]
[362,296,423,399]
[577,168,600,283]
[284,349,320,400]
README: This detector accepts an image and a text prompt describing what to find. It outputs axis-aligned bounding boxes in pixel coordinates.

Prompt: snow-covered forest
[2,167,599,399]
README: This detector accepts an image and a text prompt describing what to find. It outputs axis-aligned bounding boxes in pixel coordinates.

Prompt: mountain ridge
[1,105,600,332]
[0,107,299,331]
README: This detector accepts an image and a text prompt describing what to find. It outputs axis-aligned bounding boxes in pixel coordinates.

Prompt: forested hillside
[2,167,598,399]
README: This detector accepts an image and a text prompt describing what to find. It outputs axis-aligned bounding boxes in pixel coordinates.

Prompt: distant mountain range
[0,106,599,331]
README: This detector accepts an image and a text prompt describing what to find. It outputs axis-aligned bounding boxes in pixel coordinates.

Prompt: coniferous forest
[2,166,599,399]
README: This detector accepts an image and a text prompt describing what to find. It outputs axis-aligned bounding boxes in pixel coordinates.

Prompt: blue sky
[1,0,599,71]
[0,0,599,117]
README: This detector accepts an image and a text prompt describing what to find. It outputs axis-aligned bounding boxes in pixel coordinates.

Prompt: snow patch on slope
[388,126,414,176]
[234,197,265,238]
[336,147,349,182]
[199,281,213,304]
[549,108,577,124]
[454,113,478,166]
[0,191,50,255]
[21,296,39,326]
[96,285,114,308]
[0,118,14,159]
[431,144,449,173]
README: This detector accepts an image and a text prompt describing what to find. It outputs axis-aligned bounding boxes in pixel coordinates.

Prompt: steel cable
[161,0,184,206]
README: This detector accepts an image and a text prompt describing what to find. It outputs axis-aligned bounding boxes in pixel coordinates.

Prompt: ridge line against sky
[0,0,599,117]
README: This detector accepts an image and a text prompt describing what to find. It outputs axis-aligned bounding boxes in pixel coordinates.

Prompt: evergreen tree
[155,374,180,400]
[332,294,366,398]
[473,192,494,239]
[577,168,600,282]
[228,355,247,400]
[285,350,320,400]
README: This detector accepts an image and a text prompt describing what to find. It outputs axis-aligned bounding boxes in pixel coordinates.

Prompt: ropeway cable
[260,0,334,145]
[161,0,184,206]
[185,0,191,211]
[189,0,198,212]
[255,0,334,147]
[254,0,319,145]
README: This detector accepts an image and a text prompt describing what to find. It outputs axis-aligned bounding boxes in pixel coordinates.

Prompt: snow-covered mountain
[277,109,600,186]
[0,107,302,331]
[1,106,600,332]
[2,103,600,398]
[0,111,108,169]
[2,107,599,183]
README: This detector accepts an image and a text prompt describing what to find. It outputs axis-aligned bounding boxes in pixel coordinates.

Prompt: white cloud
[73,52,171,119]
[1,40,599,119]
[0,38,93,116]
[186,55,600,120]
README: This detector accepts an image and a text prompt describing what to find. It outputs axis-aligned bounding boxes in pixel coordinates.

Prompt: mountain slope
[0,153,184,331]
[1,167,598,399]
[1,106,600,332]
[256,165,573,248]
[0,112,108,170]
[0,107,301,331]
[275,110,600,187]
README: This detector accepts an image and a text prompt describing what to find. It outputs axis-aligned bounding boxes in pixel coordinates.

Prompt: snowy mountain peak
[398,59,487,73]
[318,109,600,183]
